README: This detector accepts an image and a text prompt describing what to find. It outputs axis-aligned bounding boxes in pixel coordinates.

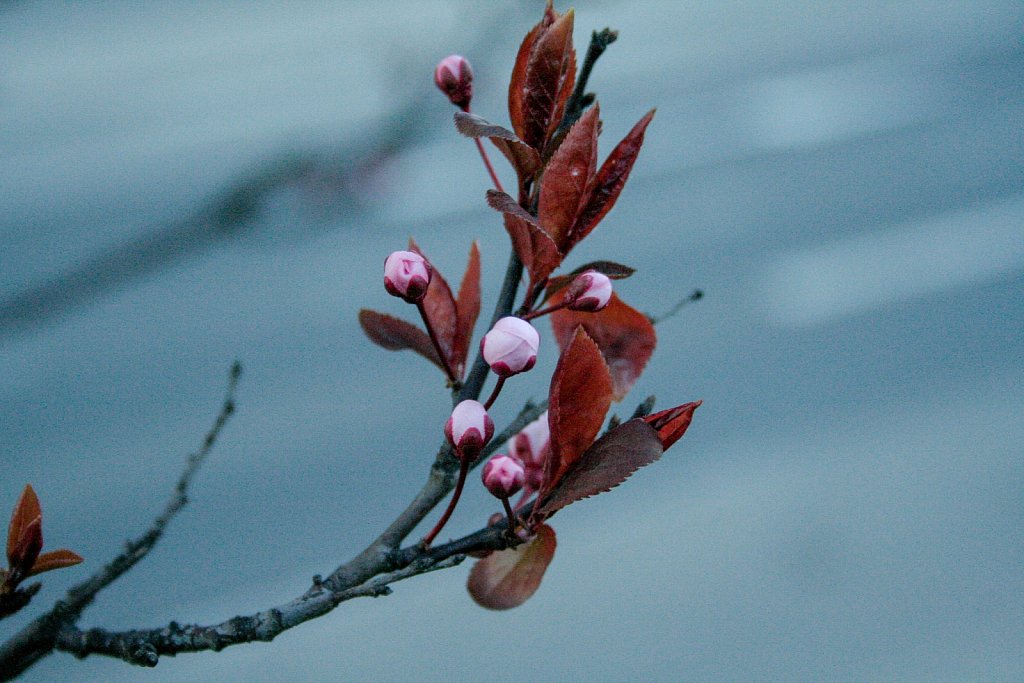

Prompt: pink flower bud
[481,454,526,499]
[444,400,494,463]
[384,250,432,303]
[507,411,549,493]
[565,270,613,312]
[433,54,473,109]
[481,317,539,377]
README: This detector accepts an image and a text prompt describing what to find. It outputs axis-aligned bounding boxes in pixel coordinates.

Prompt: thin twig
[0,363,242,681]
[648,289,703,324]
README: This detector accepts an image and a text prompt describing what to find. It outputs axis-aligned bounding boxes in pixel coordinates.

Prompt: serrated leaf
[550,292,656,401]
[26,548,83,577]
[538,419,664,516]
[358,309,443,371]
[520,10,576,151]
[539,105,599,250]
[408,239,458,371]
[467,524,556,610]
[453,242,481,379]
[454,112,540,180]
[508,8,554,142]
[7,484,41,565]
[542,327,613,498]
[544,260,635,299]
[565,109,655,252]
[642,401,701,450]
[487,191,563,287]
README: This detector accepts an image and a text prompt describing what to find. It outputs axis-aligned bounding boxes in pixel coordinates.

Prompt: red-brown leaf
[453,112,540,180]
[537,418,664,517]
[550,292,656,401]
[408,239,458,368]
[520,10,576,150]
[487,191,563,286]
[542,327,613,498]
[539,105,600,250]
[7,484,41,565]
[566,109,655,252]
[26,548,83,578]
[453,242,481,379]
[508,7,555,142]
[642,401,701,450]
[358,309,443,371]
[467,523,556,610]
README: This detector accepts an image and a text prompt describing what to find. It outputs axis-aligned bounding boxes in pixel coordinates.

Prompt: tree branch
[0,362,242,681]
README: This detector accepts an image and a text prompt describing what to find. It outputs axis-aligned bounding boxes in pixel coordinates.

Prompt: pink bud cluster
[481,317,539,377]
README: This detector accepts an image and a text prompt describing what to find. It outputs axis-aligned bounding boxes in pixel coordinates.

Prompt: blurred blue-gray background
[2,1,1022,681]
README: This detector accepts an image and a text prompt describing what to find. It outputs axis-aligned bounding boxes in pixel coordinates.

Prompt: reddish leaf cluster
[1,485,83,618]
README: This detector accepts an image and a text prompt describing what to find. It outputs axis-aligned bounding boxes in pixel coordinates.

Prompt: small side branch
[0,363,242,681]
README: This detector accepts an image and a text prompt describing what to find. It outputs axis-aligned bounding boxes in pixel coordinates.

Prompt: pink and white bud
[384,250,432,303]
[481,316,539,377]
[565,270,613,312]
[507,410,549,492]
[434,54,473,109]
[481,454,526,499]
[444,400,494,463]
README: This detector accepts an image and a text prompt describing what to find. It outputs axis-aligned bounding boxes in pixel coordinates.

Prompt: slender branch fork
[0,29,629,679]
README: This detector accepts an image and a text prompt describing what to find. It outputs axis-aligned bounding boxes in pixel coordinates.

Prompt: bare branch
[0,363,241,680]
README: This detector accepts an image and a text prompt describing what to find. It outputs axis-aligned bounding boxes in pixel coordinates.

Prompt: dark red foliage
[550,292,657,400]
[541,327,613,499]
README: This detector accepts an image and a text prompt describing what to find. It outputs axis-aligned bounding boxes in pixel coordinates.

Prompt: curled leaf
[508,6,556,143]
[538,418,664,516]
[542,327,613,498]
[486,191,563,287]
[7,485,41,566]
[358,309,443,370]
[454,112,540,179]
[467,524,556,610]
[642,401,701,450]
[550,292,656,401]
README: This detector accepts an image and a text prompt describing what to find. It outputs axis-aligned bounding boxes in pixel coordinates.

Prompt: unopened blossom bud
[481,317,539,377]
[445,400,494,463]
[508,410,549,492]
[481,454,526,499]
[384,250,432,303]
[434,54,473,109]
[565,270,613,312]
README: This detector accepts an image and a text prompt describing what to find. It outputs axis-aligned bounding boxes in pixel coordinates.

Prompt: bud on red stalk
[482,454,526,499]
[565,270,613,312]
[434,54,473,110]
[481,317,539,377]
[445,400,495,463]
[383,250,432,303]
